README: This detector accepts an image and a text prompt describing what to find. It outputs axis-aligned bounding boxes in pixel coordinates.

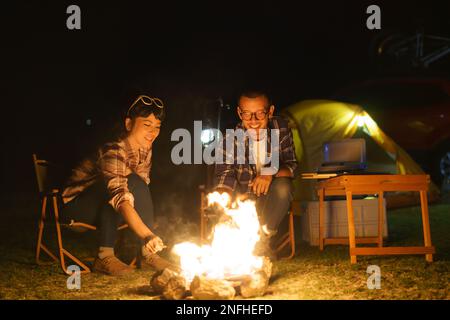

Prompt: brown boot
[93,256,134,276]
[141,253,180,272]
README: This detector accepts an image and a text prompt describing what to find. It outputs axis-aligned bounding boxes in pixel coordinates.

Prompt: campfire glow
[172,192,264,285]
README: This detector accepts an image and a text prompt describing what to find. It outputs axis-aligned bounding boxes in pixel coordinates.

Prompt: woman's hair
[111,95,165,140]
[126,96,165,122]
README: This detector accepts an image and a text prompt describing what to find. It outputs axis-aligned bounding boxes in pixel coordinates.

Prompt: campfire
[151,192,273,300]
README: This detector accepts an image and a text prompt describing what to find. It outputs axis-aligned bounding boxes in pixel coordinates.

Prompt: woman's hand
[144,235,166,254]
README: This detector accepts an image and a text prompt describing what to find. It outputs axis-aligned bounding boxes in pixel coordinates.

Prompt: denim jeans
[61,173,154,247]
[255,177,294,233]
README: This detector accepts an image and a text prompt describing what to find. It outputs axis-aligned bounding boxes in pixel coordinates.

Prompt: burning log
[240,257,272,298]
[163,275,188,300]
[167,192,275,299]
[151,268,187,300]
[150,268,179,294]
[260,256,273,279]
[190,276,236,300]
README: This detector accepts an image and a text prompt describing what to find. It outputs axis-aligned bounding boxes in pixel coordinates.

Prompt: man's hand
[250,175,273,196]
[144,235,166,254]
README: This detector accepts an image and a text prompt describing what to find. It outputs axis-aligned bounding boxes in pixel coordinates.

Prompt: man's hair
[237,89,273,109]
[126,98,165,122]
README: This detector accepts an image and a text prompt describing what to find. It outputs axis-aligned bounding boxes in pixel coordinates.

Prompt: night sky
[3,1,449,217]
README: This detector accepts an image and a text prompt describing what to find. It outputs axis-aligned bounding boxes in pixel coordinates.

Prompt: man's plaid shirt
[61,138,152,212]
[214,116,298,194]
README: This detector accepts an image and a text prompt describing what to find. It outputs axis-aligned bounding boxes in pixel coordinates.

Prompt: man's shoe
[93,256,134,276]
[141,253,180,272]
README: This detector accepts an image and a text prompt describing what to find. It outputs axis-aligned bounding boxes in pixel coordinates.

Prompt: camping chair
[199,186,297,259]
[33,154,136,274]
[273,201,298,259]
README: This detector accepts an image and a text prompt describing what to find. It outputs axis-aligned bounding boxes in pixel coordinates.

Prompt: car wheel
[440,150,450,200]
[440,150,450,177]
[433,141,450,191]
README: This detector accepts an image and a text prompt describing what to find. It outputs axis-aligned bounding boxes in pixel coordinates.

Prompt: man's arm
[278,119,299,177]
[213,131,237,195]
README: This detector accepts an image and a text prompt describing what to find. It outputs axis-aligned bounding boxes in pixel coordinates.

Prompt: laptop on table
[317,138,367,174]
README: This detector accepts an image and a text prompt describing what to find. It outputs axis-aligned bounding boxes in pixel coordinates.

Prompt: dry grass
[0,194,449,300]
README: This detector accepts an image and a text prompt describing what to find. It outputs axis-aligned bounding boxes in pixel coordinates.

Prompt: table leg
[319,188,325,251]
[419,190,433,262]
[346,191,357,264]
[378,191,384,248]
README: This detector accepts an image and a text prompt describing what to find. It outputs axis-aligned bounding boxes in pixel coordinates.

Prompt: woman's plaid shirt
[61,138,152,211]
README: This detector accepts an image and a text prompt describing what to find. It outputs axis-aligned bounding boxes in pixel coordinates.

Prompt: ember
[151,192,272,299]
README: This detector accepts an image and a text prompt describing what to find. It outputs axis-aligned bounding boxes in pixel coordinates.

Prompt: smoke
[153,192,200,250]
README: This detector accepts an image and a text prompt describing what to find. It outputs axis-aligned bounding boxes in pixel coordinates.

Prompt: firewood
[225,274,252,282]
[260,256,273,279]
[240,258,272,298]
[240,271,269,298]
[162,275,188,300]
[190,276,236,300]
[150,268,180,294]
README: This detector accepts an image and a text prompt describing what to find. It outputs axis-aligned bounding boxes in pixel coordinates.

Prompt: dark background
[3,1,449,218]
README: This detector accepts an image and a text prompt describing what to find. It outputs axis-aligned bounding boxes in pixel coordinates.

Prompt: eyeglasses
[238,108,269,121]
[127,95,164,116]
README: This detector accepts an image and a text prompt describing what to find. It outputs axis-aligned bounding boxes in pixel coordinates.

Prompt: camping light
[357,115,367,127]
[354,112,380,138]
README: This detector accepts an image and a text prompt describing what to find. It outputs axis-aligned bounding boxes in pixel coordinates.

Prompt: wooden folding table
[316,174,435,264]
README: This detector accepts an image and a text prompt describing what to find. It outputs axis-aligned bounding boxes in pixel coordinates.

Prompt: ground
[0,193,449,300]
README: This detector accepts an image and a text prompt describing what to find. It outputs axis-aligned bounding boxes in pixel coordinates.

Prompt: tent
[282,100,440,208]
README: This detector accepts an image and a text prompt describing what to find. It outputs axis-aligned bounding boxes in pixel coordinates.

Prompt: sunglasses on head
[127,95,164,116]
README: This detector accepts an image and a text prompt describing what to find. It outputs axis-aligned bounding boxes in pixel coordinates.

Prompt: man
[61,95,176,276]
[214,90,298,258]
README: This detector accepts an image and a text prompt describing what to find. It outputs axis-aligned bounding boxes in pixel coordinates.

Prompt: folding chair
[199,186,297,259]
[273,201,299,259]
[33,154,136,274]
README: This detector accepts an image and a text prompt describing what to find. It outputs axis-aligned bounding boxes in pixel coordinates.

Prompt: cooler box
[300,198,388,246]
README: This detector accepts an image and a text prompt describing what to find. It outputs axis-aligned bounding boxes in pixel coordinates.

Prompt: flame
[172,192,263,284]
[206,191,231,209]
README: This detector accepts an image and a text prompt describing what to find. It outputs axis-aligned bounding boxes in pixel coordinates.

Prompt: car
[332,77,450,187]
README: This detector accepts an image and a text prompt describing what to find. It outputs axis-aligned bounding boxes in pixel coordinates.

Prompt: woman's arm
[117,201,153,239]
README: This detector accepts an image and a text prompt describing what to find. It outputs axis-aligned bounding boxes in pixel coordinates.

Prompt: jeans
[255,177,294,233]
[61,173,154,247]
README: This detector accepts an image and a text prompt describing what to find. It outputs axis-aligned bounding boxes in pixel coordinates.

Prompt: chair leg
[377,192,384,248]
[129,257,137,267]
[420,190,433,262]
[52,195,91,274]
[36,196,58,264]
[287,209,296,259]
[275,210,296,259]
[319,188,325,251]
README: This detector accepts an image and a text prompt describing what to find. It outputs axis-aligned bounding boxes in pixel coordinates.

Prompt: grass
[0,193,449,300]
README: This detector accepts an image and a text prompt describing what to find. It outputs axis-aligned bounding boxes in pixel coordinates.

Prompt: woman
[61,94,174,276]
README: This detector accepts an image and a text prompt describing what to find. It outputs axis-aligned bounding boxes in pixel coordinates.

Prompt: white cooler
[300,198,388,246]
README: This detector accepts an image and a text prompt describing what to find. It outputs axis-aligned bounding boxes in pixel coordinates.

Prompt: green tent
[282,100,439,208]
